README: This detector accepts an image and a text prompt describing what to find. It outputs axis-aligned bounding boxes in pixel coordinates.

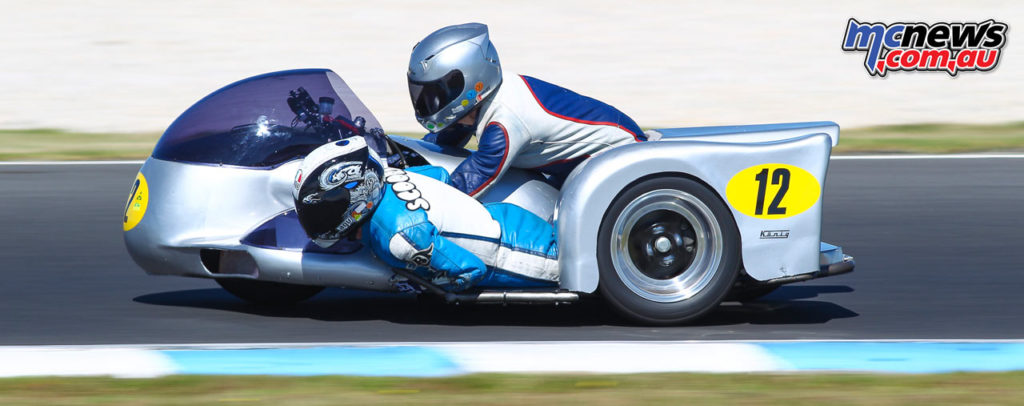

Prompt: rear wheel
[216,278,324,305]
[597,177,741,325]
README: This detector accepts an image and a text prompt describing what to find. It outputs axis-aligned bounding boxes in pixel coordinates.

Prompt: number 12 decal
[726,164,819,219]
[754,168,789,215]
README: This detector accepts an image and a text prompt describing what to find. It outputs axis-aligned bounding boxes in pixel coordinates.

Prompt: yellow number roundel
[123,172,149,231]
[725,164,820,219]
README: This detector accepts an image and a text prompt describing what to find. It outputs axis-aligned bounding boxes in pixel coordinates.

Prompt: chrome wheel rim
[610,189,723,302]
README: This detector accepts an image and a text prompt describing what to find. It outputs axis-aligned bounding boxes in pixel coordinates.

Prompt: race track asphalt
[1,158,1023,345]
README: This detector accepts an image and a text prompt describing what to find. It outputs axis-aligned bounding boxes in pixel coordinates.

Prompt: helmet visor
[409,70,465,118]
[296,185,351,240]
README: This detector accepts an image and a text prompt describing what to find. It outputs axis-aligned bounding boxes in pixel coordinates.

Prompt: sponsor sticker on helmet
[319,161,363,189]
[351,201,366,213]
[725,164,820,219]
[123,172,149,231]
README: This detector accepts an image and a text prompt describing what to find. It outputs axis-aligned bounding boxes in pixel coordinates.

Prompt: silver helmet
[408,22,502,133]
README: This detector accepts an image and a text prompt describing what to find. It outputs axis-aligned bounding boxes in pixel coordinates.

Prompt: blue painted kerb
[156,342,1024,376]
[163,346,459,377]
[760,342,1024,373]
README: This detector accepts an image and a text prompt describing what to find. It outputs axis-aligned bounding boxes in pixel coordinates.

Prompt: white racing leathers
[430,72,646,196]
[362,165,559,291]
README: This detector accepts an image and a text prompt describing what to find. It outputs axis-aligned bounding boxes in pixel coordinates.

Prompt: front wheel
[216,278,324,305]
[597,176,741,325]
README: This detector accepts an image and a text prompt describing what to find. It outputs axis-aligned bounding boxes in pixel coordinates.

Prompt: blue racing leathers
[362,165,559,292]
[437,72,646,196]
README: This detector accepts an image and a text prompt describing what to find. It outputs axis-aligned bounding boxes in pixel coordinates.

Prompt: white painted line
[833,154,1024,160]
[0,160,144,166]
[0,347,176,378]
[438,342,785,373]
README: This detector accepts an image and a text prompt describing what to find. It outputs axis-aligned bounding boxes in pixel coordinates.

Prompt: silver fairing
[124,147,560,291]
[124,67,560,292]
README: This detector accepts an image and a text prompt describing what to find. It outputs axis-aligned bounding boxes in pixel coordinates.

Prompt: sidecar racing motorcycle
[123,69,854,324]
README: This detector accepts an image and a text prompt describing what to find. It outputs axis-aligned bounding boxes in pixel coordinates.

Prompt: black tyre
[597,176,741,325]
[216,278,324,305]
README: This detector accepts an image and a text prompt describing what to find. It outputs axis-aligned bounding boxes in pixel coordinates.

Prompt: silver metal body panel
[124,158,299,278]
[819,242,845,266]
[126,122,843,295]
[556,131,834,293]
[654,121,839,147]
[251,245,396,290]
[124,138,560,290]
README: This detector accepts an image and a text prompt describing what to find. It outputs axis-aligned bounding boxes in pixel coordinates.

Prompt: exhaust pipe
[389,267,579,305]
[450,291,580,305]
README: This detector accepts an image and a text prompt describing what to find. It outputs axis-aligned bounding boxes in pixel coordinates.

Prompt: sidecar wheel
[216,278,324,305]
[597,176,741,325]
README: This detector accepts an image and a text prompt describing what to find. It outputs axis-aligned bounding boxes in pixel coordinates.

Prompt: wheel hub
[627,215,697,280]
[654,236,672,253]
[609,189,724,302]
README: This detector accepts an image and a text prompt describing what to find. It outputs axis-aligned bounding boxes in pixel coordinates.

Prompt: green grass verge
[0,129,160,161]
[835,122,1024,154]
[1,122,1022,161]
[1,372,1023,405]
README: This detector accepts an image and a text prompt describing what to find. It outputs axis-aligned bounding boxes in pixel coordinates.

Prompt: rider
[408,23,646,196]
[292,137,558,292]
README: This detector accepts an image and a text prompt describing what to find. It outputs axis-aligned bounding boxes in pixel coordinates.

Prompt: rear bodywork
[556,122,851,293]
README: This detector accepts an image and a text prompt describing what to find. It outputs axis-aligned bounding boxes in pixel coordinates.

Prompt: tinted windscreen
[152,69,384,168]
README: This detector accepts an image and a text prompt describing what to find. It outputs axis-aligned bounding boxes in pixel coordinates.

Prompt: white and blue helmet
[408,23,502,133]
[293,137,385,248]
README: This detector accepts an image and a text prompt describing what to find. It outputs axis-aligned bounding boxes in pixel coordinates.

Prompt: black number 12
[754,168,789,215]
